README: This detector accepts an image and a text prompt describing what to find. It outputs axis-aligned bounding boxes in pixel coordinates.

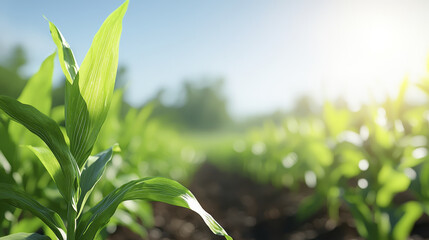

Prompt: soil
[109,163,429,240]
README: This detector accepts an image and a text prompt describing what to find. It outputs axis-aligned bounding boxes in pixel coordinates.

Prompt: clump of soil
[109,162,429,240]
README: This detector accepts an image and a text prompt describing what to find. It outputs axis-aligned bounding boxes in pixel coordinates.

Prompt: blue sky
[2,1,429,117]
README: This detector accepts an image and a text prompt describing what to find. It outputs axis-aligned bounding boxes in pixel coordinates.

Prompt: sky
[2,0,429,117]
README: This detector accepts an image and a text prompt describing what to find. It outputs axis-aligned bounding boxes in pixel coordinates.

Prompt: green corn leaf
[9,52,56,150]
[76,177,232,240]
[377,165,410,207]
[0,233,50,240]
[48,21,79,84]
[48,21,79,150]
[77,147,113,217]
[65,0,128,168]
[0,120,17,172]
[10,218,44,235]
[0,184,65,240]
[18,52,55,115]
[323,102,350,138]
[344,193,374,239]
[93,90,123,153]
[297,192,325,221]
[391,201,423,240]
[26,146,68,201]
[0,96,78,202]
[121,102,154,148]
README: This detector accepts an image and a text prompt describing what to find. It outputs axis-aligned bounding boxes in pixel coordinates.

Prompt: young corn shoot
[0,1,232,239]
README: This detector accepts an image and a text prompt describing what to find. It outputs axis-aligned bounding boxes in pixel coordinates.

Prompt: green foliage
[4,1,429,240]
[0,184,66,240]
[205,78,429,239]
[0,232,50,240]
[76,177,231,240]
[0,1,231,239]
[0,96,78,203]
[63,2,127,167]
[77,148,113,217]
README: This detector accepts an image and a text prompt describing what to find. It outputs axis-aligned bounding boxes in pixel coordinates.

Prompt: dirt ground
[109,163,429,240]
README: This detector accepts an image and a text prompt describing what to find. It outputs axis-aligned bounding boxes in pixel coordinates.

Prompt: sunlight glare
[321,5,428,106]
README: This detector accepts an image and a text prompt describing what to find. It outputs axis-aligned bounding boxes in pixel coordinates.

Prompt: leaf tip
[112,143,121,153]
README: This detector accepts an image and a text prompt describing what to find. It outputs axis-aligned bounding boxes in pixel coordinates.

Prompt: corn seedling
[0,1,231,239]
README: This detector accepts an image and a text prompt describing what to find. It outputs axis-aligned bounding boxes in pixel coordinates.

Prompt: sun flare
[320,4,429,108]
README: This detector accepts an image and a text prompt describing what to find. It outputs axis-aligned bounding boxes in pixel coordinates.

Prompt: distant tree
[6,46,27,72]
[292,95,318,116]
[149,78,232,131]
[0,45,27,98]
[333,96,348,109]
[179,78,231,130]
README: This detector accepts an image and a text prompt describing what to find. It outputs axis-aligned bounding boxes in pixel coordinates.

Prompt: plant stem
[67,203,76,240]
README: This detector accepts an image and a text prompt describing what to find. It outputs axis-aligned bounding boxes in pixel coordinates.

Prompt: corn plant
[0,1,231,239]
[87,89,205,238]
[206,82,427,239]
[0,51,60,236]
